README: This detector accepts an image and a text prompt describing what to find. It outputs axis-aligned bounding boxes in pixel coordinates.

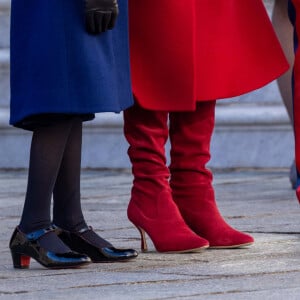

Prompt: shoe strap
[26,225,58,241]
[51,224,93,235]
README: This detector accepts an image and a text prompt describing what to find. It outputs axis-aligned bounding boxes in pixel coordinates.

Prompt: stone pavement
[1,169,300,300]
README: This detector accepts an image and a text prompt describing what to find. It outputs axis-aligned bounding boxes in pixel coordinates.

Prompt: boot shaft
[169,101,216,183]
[124,104,172,208]
[124,104,169,174]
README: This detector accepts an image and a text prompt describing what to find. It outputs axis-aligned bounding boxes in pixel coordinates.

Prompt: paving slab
[0,169,300,300]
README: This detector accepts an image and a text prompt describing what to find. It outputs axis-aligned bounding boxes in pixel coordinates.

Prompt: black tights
[19,118,86,252]
[19,117,111,252]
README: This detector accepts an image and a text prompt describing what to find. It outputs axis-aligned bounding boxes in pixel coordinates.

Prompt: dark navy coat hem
[9,0,133,129]
[10,102,132,130]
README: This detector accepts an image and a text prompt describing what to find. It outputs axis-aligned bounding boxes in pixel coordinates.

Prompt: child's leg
[53,118,138,261]
[19,119,75,253]
[10,118,91,268]
[52,118,86,231]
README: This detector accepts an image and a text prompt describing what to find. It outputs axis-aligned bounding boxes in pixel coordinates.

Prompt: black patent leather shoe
[57,226,138,262]
[9,226,91,269]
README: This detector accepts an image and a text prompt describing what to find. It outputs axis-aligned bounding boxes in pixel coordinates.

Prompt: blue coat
[10,0,133,128]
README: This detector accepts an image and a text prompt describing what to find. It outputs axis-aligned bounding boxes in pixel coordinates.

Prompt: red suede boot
[169,101,254,248]
[123,104,209,253]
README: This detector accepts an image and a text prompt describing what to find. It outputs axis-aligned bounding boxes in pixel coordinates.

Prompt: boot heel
[11,251,30,269]
[136,226,148,252]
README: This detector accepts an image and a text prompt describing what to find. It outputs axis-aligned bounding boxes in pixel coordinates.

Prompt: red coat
[129,0,289,111]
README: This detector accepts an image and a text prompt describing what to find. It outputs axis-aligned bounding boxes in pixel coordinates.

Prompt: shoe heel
[136,226,148,252]
[11,251,30,269]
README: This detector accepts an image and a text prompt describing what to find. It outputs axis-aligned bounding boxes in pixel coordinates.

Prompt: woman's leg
[273,0,294,122]
[273,0,296,188]
[123,103,208,252]
[169,101,254,248]
[289,0,300,199]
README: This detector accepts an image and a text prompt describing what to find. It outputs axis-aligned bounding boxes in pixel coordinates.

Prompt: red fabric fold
[129,0,289,111]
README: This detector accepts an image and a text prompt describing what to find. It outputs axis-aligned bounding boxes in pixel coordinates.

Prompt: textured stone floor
[0,169,300,300]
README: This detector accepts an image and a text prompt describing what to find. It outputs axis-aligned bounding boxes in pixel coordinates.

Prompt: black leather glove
[85,0,119,34]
